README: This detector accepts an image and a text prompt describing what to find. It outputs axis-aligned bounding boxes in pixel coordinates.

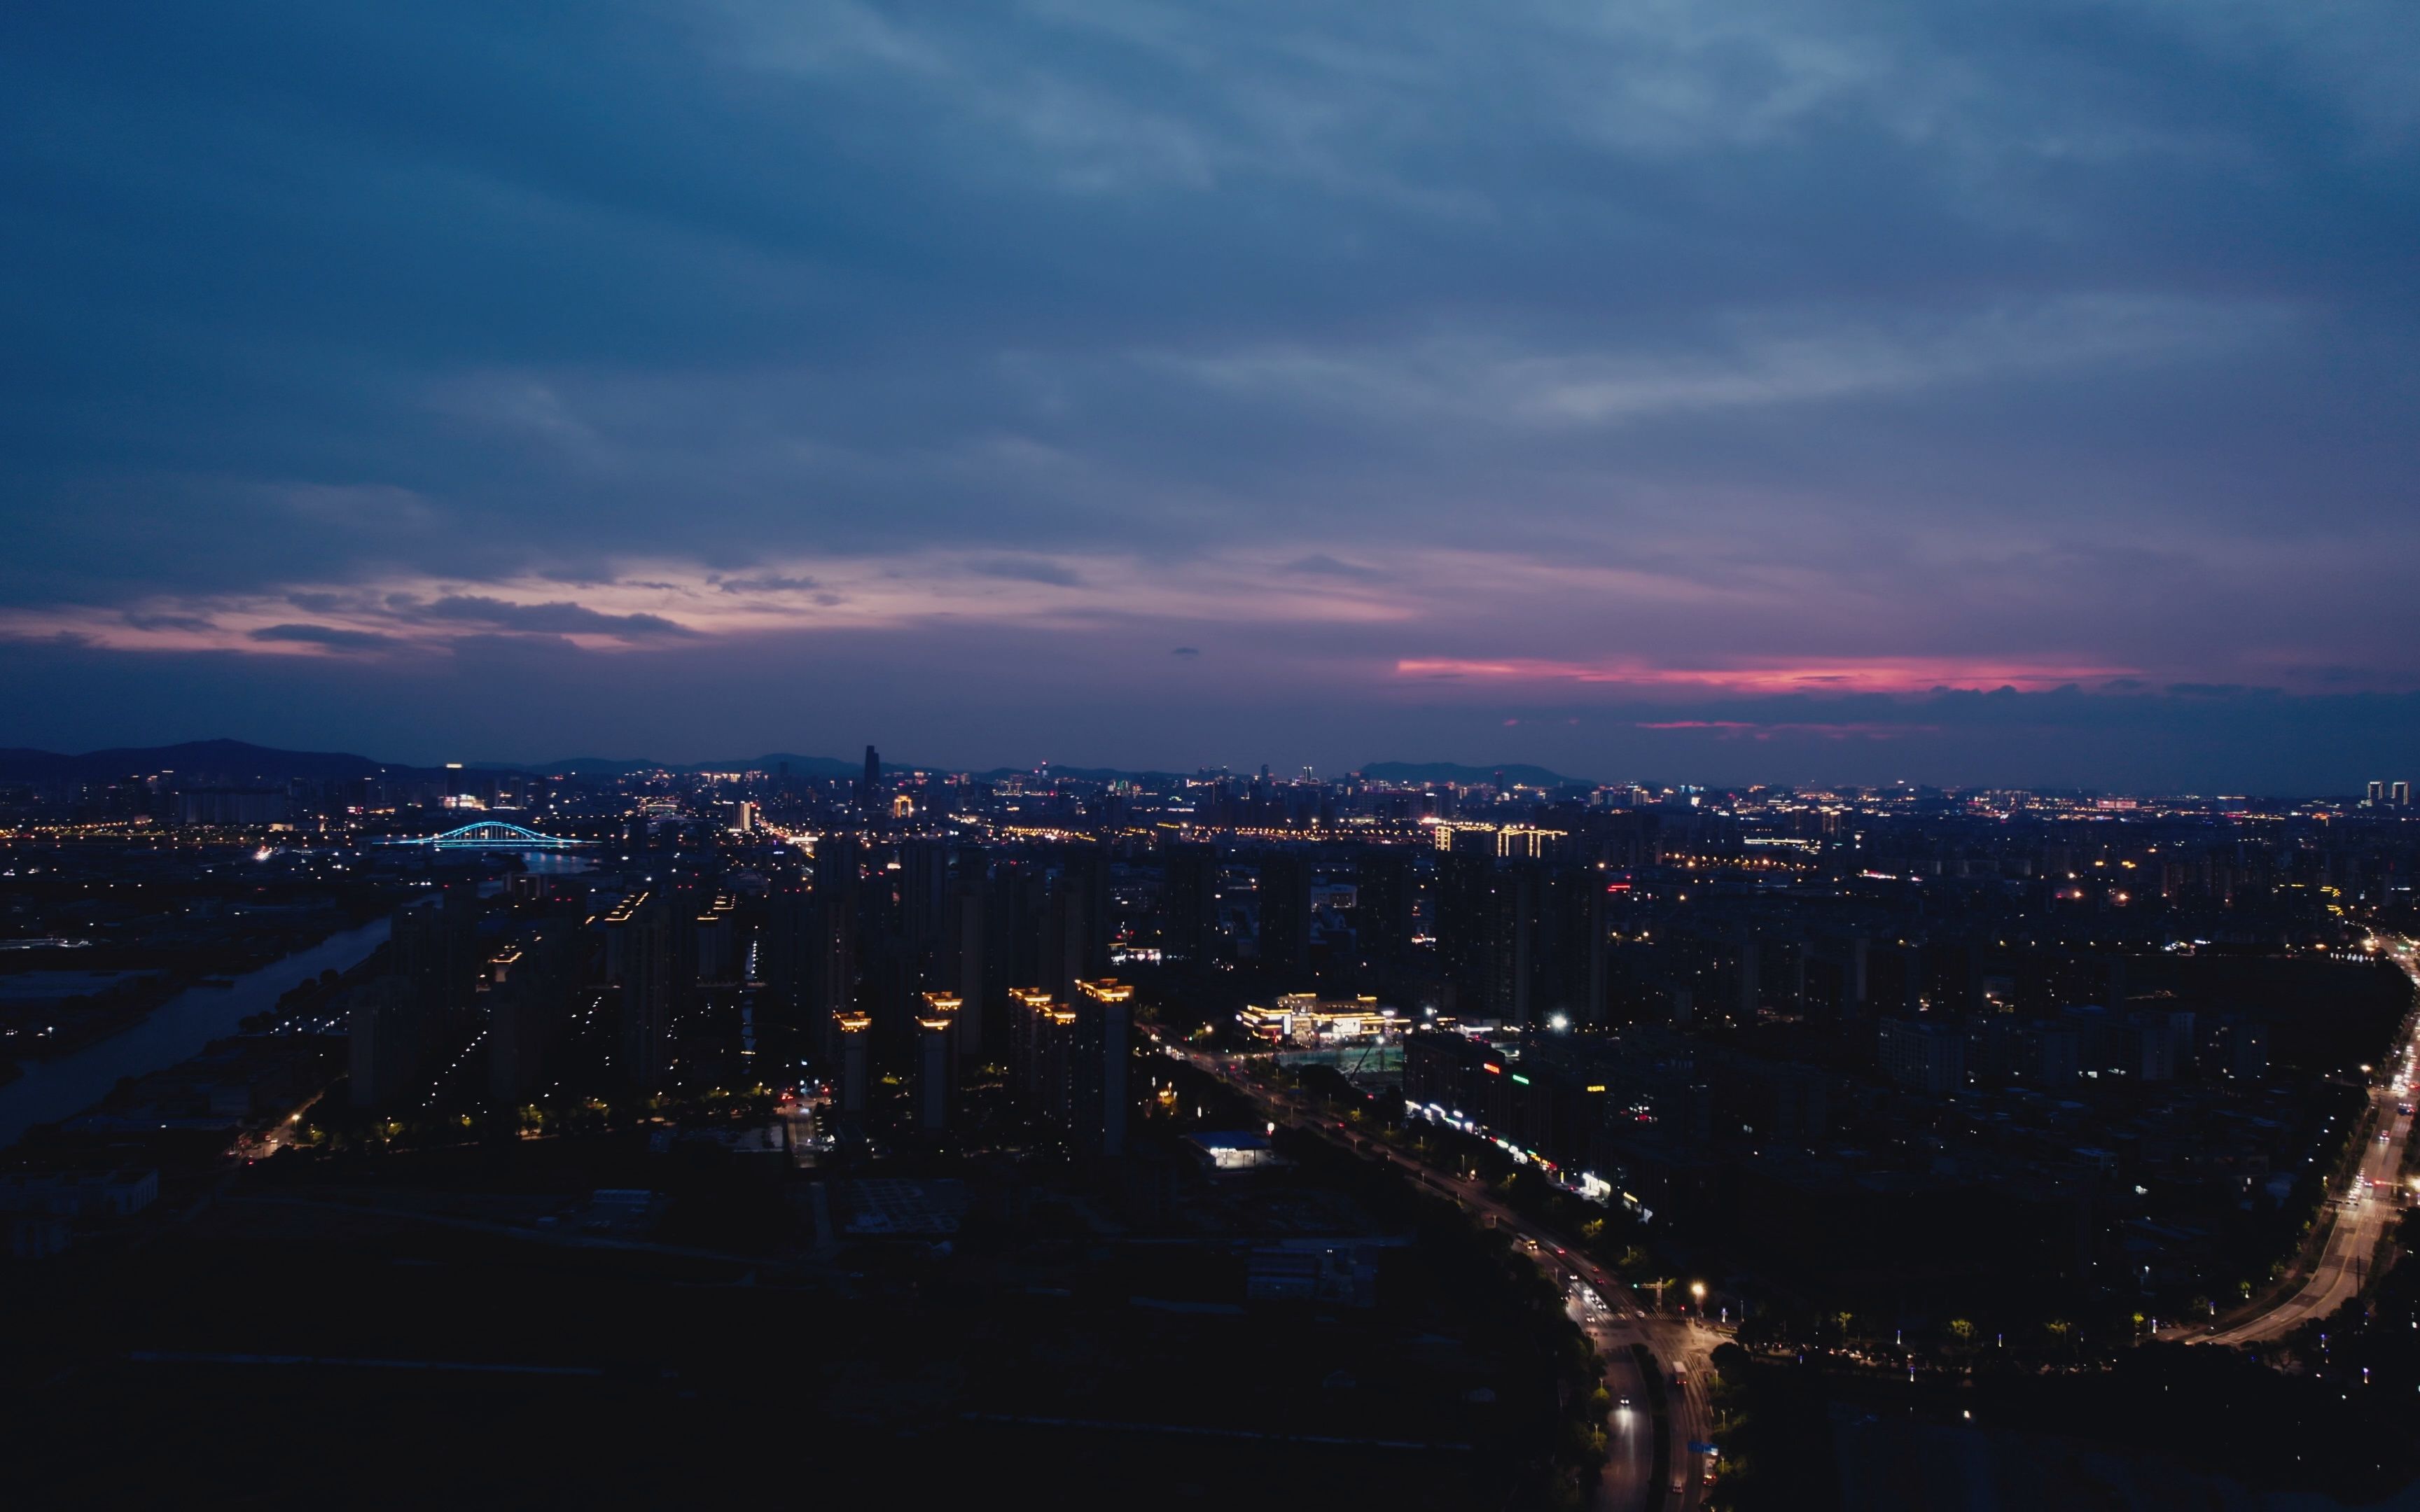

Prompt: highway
[1571,1292,1723,1511]
[1587,1306,1660,1511]
[1179,1046,1723,1508]
[777,1092,820,1169]
[2190,938,2419,1348]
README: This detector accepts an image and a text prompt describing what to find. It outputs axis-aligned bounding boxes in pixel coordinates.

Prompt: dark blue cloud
[412,595,697,638]
[0,1,2414,779]
[1282,554,1388,582]
[123,611,216,634]
[248,622,394,650]
[714,573,820,594]
[965,556,1085,587]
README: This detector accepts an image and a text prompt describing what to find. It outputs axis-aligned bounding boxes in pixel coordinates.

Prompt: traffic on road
[1171,1041,1727,1510]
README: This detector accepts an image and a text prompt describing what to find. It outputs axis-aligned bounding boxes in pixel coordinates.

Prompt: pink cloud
[1396,656,2132,695]
[1637,720,1942,741]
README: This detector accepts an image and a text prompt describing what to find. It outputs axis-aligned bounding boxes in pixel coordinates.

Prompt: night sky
[4,4,2416,789]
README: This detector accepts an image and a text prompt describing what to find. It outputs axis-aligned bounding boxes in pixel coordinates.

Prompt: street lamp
[1691,1281,1706,1312]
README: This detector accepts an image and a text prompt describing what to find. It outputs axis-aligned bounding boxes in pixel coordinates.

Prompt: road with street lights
[1174,1043,1725,1509]
[2189,937,2420,1348]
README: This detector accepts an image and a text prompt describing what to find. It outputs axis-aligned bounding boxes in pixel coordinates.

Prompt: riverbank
[0,917,391,1149]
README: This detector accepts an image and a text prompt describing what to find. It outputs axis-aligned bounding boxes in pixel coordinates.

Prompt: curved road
[1180,1045,1723,1508]
[2188,939,2419,1348]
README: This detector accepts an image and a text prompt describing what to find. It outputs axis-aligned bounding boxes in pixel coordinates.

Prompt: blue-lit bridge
[377,821,594,850]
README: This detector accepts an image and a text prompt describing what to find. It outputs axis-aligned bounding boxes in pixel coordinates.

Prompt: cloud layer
[1,1,2415,785]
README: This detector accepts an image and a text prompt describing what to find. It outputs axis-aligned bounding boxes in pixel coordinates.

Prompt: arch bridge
[382,820,594,850]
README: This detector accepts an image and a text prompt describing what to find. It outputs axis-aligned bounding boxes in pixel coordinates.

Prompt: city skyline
[11,9,2420,1503]
[1,732,2416,804]
[11,723,2420,1507]
[3,5,2417,788]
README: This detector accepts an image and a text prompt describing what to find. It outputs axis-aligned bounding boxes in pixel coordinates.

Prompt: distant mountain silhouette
[520,753,865,778]
[1356,760,1588,788]
[967,764,1190,783]
[0,738,392,785]
[0,743,876,783]
[0,741,1592,790]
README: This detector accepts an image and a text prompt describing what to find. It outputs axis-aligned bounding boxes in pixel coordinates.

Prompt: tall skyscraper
[860,745,882,811]
[693,891,739,986]
[1162,841,1221,967]
[608,892,676,1091]
[346,976,422,1113]
[391,888,479,1022]
[1045,847,1109,1003]
[1435,842,1501,1017]
[1521,862,1605,1028]
[987,859,1048,1021]
[762,876,815,1037]
[1010,986,1073,1129]
[487,918,580,1104]
[1072,978,1132,1159]
[900,839,951,958]
[812,836,861,1058]
[1256,849,1313,980]
[947,847,988,1062]
[836,1008,872,1117]
[1354,846,1414,977]
[915,991,961,1133]
[1501,863,1539,1026]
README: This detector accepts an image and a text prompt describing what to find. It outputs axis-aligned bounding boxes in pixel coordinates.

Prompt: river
[0,916,392,1148]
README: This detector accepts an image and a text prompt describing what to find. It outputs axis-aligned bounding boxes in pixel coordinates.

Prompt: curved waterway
[0,916,391,1147]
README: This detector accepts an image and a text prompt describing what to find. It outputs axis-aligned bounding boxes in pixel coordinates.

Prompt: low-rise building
[1241,993,1398,1046]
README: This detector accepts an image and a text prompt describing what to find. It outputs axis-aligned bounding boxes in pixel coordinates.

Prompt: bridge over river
[374,821,594,850]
